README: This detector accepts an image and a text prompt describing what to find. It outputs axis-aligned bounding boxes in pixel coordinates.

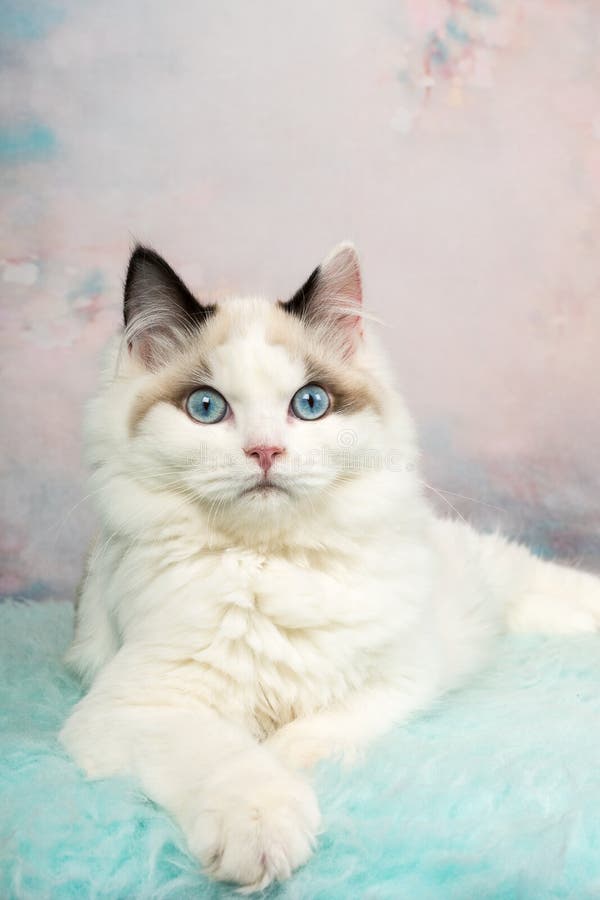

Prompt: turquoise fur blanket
[2,600,600,899]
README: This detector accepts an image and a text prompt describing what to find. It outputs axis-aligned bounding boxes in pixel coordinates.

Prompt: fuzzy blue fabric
[2,600,600,899]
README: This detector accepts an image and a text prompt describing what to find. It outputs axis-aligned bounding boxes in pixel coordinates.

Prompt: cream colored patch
[128,312,231,433]
[268,305,382,415]
[129,297,383,434]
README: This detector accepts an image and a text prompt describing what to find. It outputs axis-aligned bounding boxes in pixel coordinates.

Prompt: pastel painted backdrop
[2,0,600,602]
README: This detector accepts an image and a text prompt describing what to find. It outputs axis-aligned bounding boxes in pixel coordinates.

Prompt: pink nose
[244,445,285,474]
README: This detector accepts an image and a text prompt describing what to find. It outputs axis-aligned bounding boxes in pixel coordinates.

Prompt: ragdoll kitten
[61,243,600,891]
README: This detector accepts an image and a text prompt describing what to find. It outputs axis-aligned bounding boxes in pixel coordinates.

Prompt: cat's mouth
[240,480,289,498]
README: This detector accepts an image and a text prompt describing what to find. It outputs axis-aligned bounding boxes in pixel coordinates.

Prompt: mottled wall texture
[2,0,600,601]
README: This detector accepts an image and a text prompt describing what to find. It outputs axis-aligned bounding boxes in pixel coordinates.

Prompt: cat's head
[92,244,418,544]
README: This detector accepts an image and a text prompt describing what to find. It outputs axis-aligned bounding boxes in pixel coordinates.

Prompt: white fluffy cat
[61,243,600,891]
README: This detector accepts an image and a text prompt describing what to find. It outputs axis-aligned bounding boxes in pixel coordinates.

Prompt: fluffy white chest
[113,544,398,738]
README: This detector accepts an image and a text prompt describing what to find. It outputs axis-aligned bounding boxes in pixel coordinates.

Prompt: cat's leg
[443,522,600,635]
[265,680,435,770]
[507,554,600,634]
[60,648,319,890]
[64,540,119,684]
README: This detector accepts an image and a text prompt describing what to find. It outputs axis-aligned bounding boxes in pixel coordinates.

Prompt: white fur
[60,245,600,891]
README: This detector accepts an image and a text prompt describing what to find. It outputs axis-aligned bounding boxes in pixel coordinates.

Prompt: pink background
[2,0,600,601]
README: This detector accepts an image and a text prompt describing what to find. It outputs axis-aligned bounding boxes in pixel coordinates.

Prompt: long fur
[60,243,600,891]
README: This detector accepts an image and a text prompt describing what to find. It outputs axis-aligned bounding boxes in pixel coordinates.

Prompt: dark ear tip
[281,265,321,320]
[127,244,163,271]
[124,245,164,325]
[124,245,168,294]
[123,244,217,333]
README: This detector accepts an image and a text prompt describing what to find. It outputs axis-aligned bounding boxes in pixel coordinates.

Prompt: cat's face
[113,243,407,537]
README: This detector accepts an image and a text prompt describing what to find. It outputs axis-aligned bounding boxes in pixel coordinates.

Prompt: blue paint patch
[68,270,106,302]
[0,121,57,163]
[427,34,449,68]
[446,17,470,45]
[0,0,65,40]
[467,0,496,15]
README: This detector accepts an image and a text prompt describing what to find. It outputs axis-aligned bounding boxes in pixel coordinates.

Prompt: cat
[60,242,600,891]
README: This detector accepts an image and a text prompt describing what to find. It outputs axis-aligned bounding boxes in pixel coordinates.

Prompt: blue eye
[290,383,330,421]
[186,387,228,424]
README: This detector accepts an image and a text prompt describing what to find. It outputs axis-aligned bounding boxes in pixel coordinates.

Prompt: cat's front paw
[187,758,320,891]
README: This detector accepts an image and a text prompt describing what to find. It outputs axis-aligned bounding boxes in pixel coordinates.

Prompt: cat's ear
[281,242,363,353]
[123,245,216,369]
